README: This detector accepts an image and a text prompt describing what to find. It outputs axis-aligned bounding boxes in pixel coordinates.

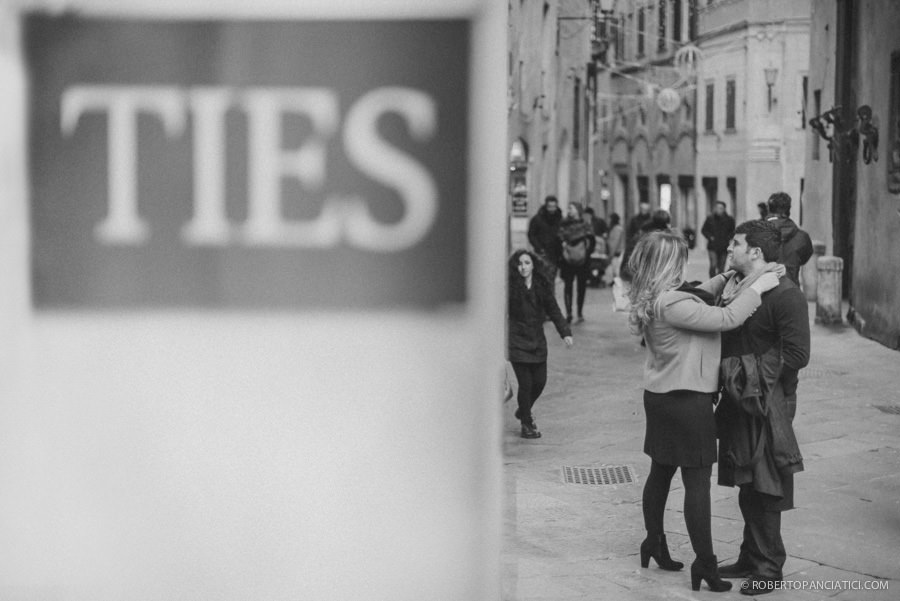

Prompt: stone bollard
[815,255,843,324]
[802,240,826,301]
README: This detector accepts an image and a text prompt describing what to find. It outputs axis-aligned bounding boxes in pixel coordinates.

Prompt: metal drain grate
[563,465,634,486]
[874,405,900,415]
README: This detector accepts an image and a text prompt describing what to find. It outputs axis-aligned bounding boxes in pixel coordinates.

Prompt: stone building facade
[805,0,900,349]
[695,0,810,223]
[507,0,594,249]
[594,0,701,232]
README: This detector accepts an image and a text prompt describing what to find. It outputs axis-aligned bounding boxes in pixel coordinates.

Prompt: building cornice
[605,126,696,153]
[698,18,811,45]
[606,55,677,75]
[698,0,744,14]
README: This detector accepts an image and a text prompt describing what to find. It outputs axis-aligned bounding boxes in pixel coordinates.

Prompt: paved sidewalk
[502,251,899,600]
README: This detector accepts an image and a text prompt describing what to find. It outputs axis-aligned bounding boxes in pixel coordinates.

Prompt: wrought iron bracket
[809,105,879,164]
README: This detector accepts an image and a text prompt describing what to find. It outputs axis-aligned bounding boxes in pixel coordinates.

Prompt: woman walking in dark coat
[508,249,573,439]
[627,231,780,592]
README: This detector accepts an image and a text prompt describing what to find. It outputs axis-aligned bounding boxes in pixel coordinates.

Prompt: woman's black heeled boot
[639,534,684,571]
[520,416,541,439]
[690,555,733,592]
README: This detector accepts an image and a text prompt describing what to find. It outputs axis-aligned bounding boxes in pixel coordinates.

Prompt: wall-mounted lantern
[591,0,618,64]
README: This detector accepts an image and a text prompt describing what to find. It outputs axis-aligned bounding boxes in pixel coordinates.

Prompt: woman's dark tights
[642,460,713,561]
[510,361,547,422]
[560,263,589,318]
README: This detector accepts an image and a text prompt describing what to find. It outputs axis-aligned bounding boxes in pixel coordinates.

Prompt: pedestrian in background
[640,209,672,236]
[620,201,653,280]
[527,195,563,285]
[701,201,736,278]
[583,206,609,289]
[583,206,608,237]
[606,212,625,284]
[507,249,573,439]
[765,192,813,287]
[682,224,697,250]
[621,209,671,282]
[627,200,653,242]
[627,230,779,593]
[558,202,596,323]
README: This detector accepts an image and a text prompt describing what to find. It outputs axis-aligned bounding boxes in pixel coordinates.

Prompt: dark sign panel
[26,16,469,308]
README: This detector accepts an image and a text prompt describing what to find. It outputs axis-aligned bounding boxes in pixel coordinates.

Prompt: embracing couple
[626,220,810,595]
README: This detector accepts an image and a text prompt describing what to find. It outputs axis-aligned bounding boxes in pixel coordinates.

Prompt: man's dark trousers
[736,484,788,579]
[708,249,727,278]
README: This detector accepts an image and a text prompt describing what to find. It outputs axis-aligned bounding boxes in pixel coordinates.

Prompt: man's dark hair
[642,209,671,232]
[584,207,595,215]
[714,200,727,209]
[735,219,782,262]
[544,195,559,205]
[767,192,791,217]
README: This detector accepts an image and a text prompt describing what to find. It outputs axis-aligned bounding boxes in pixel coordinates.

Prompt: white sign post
[0,1,505,599]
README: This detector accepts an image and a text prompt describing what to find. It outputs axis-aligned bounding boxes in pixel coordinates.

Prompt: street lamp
[592,0,617,64]
[764,66,778,112]
[597,0,616,17]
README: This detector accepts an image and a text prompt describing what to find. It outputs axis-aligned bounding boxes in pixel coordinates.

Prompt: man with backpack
[766,192,813,287]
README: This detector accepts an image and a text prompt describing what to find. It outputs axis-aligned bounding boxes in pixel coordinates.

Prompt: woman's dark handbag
[562,239,587,264]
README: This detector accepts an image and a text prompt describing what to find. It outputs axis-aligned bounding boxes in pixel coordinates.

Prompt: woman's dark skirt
[643,389,718,467]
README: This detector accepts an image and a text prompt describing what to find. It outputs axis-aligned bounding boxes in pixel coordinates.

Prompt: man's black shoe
[718,560,753,579]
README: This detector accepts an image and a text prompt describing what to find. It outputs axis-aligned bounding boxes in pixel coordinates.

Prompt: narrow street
[502,250,899,600]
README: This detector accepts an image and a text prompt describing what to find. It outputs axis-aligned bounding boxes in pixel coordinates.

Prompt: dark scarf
[676,281,715,306]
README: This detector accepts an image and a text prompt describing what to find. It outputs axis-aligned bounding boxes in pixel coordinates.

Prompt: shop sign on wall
[27,16,469,308]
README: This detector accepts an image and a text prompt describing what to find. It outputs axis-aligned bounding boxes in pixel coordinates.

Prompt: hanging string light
[674,44,703,81]
[656,87,681,113]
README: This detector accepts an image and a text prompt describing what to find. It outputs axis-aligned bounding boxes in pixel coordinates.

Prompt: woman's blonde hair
[627,230,688,332]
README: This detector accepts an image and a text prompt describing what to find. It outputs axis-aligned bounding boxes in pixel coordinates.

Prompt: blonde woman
[626,231,780,593]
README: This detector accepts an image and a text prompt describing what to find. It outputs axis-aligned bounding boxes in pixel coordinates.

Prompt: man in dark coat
[618,201,653,282]
[766,192,813,287]
[527,195,563,283]
[625,200,653,242]
[701,201,736,278]
[716,220,810,595]
[583,206,608,237]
